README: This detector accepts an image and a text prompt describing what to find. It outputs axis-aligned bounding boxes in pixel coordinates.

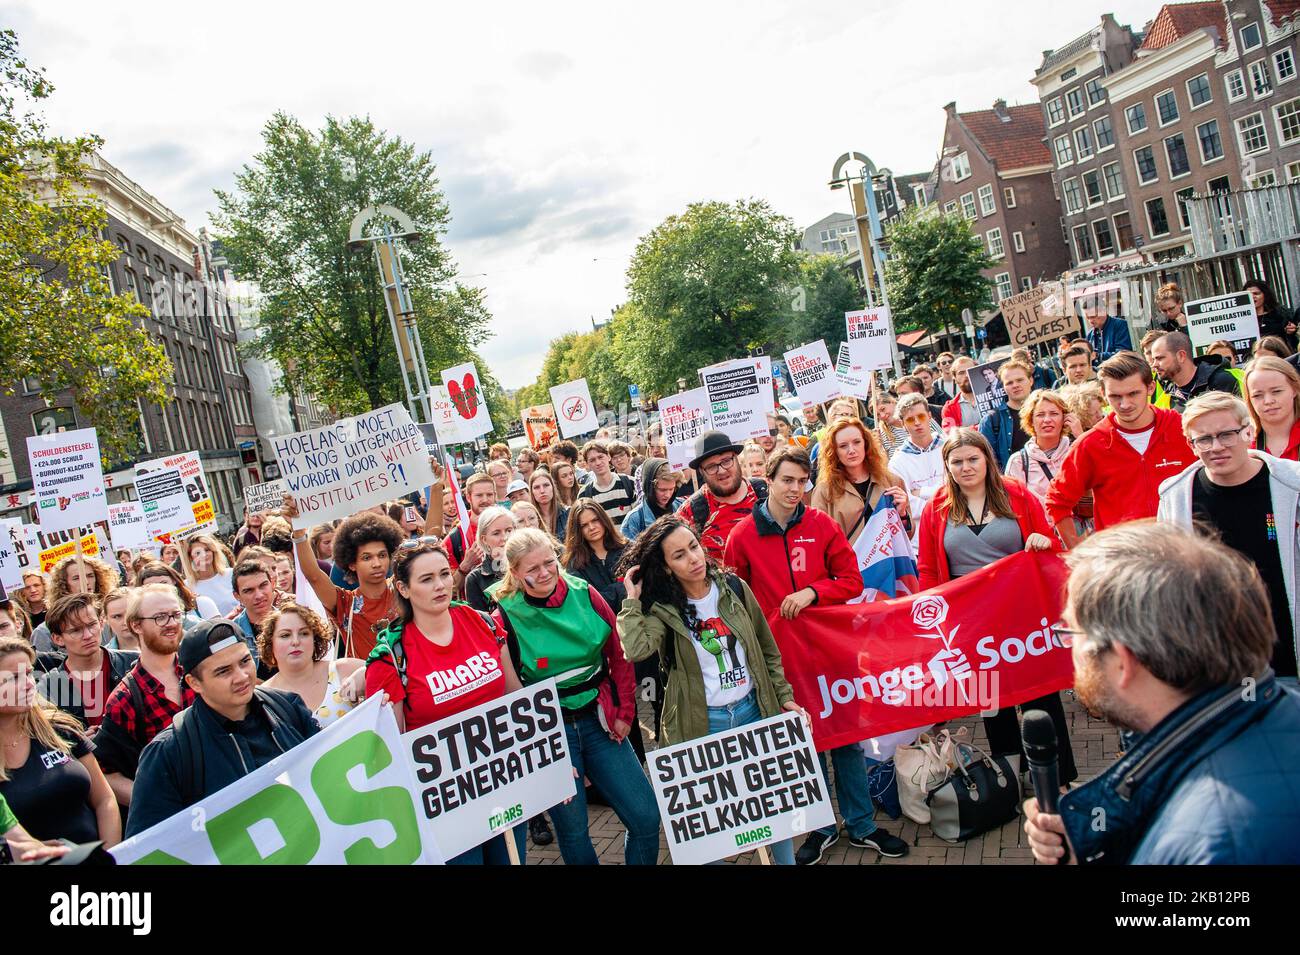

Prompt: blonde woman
[30,555,119,652]
[1003,390,1076,503]
[181,533,238,616]
[1244,355,1300,461]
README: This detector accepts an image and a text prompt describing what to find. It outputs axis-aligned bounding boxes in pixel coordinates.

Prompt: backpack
[660,574,747,678]
[686,478,769,534]
[384,607,501,691]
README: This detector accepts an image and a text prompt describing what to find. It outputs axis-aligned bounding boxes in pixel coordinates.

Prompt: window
[1288,161,1300,182]
[944,201,958,215]
[1012,230,1025,253]
[1251,59,1273,97]
[1237,112,1270,154]
[987,227,1004,257]
[1075,125,1094,159]
[1062,177,1083,213]
[1054,134,1074,165]
[1134,145,1159,184]
[1067,87,1084,117]
[1061,67,1077,81]
[1226,69,1247,102]
[1175,187,1195,230]
[1125,102,1147,133]
[1146,196,1170,237]
[995,272,1013,302]
[1208,175,1231,194]
[1072,224,1096,262]
[1021,277,1033,291]
[1156,90,1179,125]
[1003,186,1017,208]
[1046,97,1065,125]
[960,192,977,219]
[1083,169,1104,206]
[1102,161,1125,200]
[1113,211,1135,252]
[1164,133,1190,178]
[1093,115,1115,150]
[978,183,996,216]
[951,151,971,181]
[1276,98,1300,145]
[1197,119,1224,161]
[1093,218,1116,258]
[1241,21,1262,52]
[912,184,928,207]
[1276,48,1296,83]
[1187,73,1212,108]
[1252,170,1278,187]
[1085,77,1106,106]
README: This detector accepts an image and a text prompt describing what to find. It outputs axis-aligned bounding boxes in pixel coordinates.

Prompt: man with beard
[941,356,981,428]
[93,584,196,809]
[1025,522,1300,864]
[677,431,768,560]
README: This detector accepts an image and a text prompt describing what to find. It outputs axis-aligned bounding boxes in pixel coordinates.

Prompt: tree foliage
[883,207,994,338]
[782,253,864,355]
[515,325,628,412]
[0,30,171,464]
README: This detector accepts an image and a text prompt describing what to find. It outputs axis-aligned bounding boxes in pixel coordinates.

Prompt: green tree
[783,253,864,354]
[519,326,629,413]
[620,199,800,394]
[883,207,993,347]
[213,112,495,426]
[0,30,171,463]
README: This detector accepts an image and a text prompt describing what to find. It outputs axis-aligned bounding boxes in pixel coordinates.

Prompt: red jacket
[723,502,863,615]
[1257,419,1300,462]
[917,476,1061,589]
[1043,407,1197,530]
[941,394,971,430]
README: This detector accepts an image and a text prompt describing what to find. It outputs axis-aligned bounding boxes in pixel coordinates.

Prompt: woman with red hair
[810,417,910,544]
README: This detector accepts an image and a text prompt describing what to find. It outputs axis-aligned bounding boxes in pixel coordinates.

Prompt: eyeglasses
[700,456,737,476]
[147,611,185,627]
[1050,624,1082,648]
[1187,426,1248,451]
[399,535,442,550]
[1158,303,1182,315]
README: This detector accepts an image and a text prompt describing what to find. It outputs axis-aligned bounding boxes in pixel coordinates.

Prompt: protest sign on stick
[1002,285,1075,349]
[25,428,109,535]
[243,480,288,516]
[134,452,216,542]
[107,501,151,553]
[521,404,559,450]
[701,356,773,441]
[845,308,895,372]
[1186,292,1260,363]
[0,519,23,592]
[834,342,872,402]
[440,363,494,440]
[968,357,1009,419]
[783,340,842,407]
[659,388,713,473]
[429,385,464,445]
[549,379,599,439]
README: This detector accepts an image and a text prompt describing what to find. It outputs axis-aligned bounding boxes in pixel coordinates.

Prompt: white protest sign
[650,712,834,865]
[0,519,23,592]
[835,341,873,402]
[429,384,464,445]
[403,680,574,859]
[969,357,1009,419]
[271,403,435,529]
[136,466,197,542]
[33,522,107,573]
[244,479,287,516]
[783,340,842,407]
[107,501,151,552]
[111,696,444,865]
[701,356,773,441]
[845,307,895,372]
[548,378,600,439]
[134,452,216,542]
[660,387,713,473]
[444,454,472,539]
[440,362,494,440]
[25,428,109,534]
[1185,291,1260,363]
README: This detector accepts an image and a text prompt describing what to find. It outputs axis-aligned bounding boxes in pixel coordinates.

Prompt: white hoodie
[889,435,946,535]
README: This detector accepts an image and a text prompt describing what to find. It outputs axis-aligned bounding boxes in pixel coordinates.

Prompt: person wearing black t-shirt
[1157,393,1300,680]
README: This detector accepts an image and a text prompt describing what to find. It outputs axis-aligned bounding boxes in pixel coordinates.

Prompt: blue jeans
[446,825,528,866]
[817,745,878,840]
[706,693,795,866]
[547,710,660,865]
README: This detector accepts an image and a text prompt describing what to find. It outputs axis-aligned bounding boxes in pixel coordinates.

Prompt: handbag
[924,742,1021,842]
[894,728,966,824]
[865,757,902,820]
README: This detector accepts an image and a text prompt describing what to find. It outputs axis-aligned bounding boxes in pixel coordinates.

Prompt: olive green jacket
[617,574,794,746]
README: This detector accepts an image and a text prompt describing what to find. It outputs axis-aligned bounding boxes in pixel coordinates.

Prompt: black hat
[688,430,745,471]
[178,619,246,676]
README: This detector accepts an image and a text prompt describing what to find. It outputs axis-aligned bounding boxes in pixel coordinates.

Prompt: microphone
[1021,709,1070,863]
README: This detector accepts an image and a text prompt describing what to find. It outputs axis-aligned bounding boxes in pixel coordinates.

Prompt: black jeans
[981,691,1078,783]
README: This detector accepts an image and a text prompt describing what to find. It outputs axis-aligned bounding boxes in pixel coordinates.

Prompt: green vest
[495,573,609,710]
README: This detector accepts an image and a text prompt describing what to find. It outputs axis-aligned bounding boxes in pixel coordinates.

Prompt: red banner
[771,551,1073,751]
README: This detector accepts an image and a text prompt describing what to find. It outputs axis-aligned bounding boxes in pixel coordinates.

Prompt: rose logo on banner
[911,596,973,702]
[561,395,587,422]
[447,374,480,420]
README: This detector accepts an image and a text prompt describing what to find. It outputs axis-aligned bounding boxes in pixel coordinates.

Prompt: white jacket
[1004,436,1074,504]
[1157,451,1300,663]
[889,436,946,532]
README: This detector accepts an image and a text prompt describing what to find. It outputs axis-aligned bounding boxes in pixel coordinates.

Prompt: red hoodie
[917,476,1061,588]
[723,502,863,615]
[1044,406,1197,530]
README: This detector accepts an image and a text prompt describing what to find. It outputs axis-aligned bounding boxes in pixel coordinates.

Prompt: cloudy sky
[9,0,1155,388]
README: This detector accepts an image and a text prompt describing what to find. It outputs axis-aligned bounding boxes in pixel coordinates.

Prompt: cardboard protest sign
[549,379,599,439]
[107,501,151,553]
[968,357,1009,419]
[1186,292,1260,363]
[403,680,574,859]
[660,387,713,473]
[650,712,834,865]
[429,385,464,445]
[521,404,558,450]
[111,696,444,865]
[271,403,435,529]
[1001,284,1074,349]
[243,480,287,516]
[783,340,842,407]
[134,452,216,542]
[25,427,109,535]
[701,356,773,441]
[834,341,872,402]
[845,307,895,372]
[440,362,494,440]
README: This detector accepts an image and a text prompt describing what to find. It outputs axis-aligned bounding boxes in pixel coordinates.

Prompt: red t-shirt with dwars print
[677,483,759,561]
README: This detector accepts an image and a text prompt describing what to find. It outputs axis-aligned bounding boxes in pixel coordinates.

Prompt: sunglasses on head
[399,535,442,550]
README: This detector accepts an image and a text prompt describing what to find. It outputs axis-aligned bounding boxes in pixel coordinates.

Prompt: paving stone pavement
[525,691,1121,866]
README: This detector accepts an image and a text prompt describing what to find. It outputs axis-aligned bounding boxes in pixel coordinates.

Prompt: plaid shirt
[99,659,195,751]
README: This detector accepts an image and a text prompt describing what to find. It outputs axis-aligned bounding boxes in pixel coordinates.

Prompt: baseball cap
[178,619,246,676]
[506,479,528,496]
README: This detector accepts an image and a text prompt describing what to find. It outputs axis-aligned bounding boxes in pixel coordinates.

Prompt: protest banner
[1185,291,1260,363]
[271,403,435,529]
[36,527,100,573]
[834,341,872,402]
[521,404,559,450]
[845,307,895,372]
[429,385,464,445]
[134,451,216,542]
[1002,284,1074,349]
[770,551,1071,751]
[548,379,600,439]
[650,712,835,865]
[968,357,1009,419]
[701,356,773,441]
[659,387,713,473]
[783,340,842,407]
[440,362,494,440]
[403,680,574,859]
[243,479,287,517]
[111,696,443,865]
[107,501,151,553]
[25,427,109,535]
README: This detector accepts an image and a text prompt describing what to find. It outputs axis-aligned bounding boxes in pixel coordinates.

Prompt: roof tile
[958,104,1051,171]
[1139,1,1225,51]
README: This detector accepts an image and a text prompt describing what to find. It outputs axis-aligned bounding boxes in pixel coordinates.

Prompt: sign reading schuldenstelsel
[25,428,109,534]
[783,340,842,407]
[701,356,773,441]
[403,680,574,859]
[650,712,834,865]
[660,387,713,473]
[845,307,894,372]
[1186,292,1260,361]
[271,403,434,529]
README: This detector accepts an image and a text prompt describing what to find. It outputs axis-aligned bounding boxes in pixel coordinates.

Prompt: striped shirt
[578,473,637,527]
